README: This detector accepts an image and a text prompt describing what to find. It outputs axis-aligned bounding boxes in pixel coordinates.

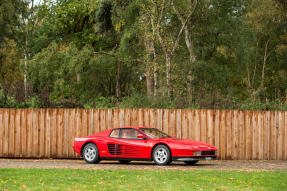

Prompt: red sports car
[73,127,217,165]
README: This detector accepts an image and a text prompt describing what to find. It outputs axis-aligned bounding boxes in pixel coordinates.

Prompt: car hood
[158,138,217,150]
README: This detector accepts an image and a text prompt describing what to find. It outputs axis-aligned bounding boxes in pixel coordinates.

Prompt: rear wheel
[82,143,100,164]
[184,160,199,165]
[119,160,131,164]
[152,145,171,165]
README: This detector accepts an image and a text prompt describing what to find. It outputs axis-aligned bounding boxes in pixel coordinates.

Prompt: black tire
[119,160,131,164]
[82,143,100,164]
[184,160,199,165]
[152,145,172,165]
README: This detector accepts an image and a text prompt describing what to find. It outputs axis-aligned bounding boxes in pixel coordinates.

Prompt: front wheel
[152,145,171,165]
[184,160,198,165]
[82,143,100,164]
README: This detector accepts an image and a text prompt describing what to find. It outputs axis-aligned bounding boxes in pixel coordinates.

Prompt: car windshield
[139,128,171,139]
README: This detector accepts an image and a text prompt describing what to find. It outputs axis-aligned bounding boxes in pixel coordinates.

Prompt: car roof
[112,126,153,130]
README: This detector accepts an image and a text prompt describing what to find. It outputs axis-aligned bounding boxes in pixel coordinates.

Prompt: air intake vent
[107,144,121,155]
[201,151,215,155]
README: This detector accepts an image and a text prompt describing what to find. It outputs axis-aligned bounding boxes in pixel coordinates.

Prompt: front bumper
[173,156,216,161]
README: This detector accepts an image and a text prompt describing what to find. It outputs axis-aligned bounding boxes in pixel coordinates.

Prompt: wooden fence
[0,109,286,160]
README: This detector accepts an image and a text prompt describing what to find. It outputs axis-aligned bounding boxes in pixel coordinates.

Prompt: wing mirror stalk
[137,134,147,140]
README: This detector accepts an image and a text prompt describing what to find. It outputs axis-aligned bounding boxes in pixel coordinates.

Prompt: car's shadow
[97,161,216,167]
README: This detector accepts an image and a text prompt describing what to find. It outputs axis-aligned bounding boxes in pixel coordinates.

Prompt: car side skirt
[100,157,153,161]
[173,156,216,161]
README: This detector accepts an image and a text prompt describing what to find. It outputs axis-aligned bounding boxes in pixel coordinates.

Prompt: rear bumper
[73,145,81,155]
[173,156,216,161]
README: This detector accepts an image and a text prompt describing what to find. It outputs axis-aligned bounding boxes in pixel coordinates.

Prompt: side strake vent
[107,144,121,155]
[201,151,216,155]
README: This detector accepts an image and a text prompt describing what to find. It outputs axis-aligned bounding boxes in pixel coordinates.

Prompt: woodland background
[0,0,286,110]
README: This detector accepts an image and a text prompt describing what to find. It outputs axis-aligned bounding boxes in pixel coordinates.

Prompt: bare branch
[158,0,166,25]
[171,0,198,55]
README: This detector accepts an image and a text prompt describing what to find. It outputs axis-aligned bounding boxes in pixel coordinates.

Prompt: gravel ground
[0,159,286,171]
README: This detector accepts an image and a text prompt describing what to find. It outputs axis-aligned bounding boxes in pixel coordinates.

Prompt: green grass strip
[0,168,286,191]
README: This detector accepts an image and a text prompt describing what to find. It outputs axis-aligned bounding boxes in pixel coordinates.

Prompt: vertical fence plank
[238,111,244,160]
[14,109,21,157]
[275,111,279,160]
[149,109,155,129]
[214,110,220,159]
[131,109,138,127]
[258,112,263,160]
[234,111,239,159]
[226,110,232,159]
[278,111,284,160]
[84,109,89,136]
[63,109,69,158]
[119,109,124,127]
[107,110,113,130]
[169,109,176,136]
[182,110,188,139]
[112,109,119,129]
[263,111,270,160]
[38,109,45,158]
[163,109,169,134]
[194,110,200,141]
[45,109,51,158]
[26,109,32,157]
[104,109,110,131]
[207,110,214,146]
[3,109,9,157]
[51,109,57,158]
[75,109,82,158]
[56,109,63,158]
[143,109,149,127]
[68,109,75,158]
[245,111,251,160]
[200,110,207,143]
[8,109,15,157]
[176,110,182,138]
[252,111,258,160]
[94,109,100,133]
[188,110,196,140]
[32,109,39,157]
[124,109,130,127]
[220,110,226,160]
[138,109,143,127]
[156,110,163,131]
[270,111,277,160]
[188,110,195,140]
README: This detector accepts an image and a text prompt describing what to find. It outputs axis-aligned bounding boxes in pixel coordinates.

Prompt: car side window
[120,129,142,139]
[109,129,120,138]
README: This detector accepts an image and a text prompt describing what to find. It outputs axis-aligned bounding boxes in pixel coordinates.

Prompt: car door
[106,128,151,159]
[117,128,151,158]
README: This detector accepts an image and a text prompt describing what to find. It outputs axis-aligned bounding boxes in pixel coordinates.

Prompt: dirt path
[0,159,286,171]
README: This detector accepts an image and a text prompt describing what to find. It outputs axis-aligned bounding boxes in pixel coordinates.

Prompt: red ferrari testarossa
[73,127,217,165]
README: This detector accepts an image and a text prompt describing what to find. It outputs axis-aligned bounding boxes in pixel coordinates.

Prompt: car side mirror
[137,134,145,139]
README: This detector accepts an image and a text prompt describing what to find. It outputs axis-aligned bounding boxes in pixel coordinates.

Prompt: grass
[0,168,286,191]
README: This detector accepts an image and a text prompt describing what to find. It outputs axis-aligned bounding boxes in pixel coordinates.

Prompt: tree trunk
[24,52,27,98]
[144,33,155,98]
[150,16,158,97]
[116,61,121,98]
[146,67,154,99]
[184,26,195,103]
[261,40,269,89]
[166,54,171,97]
[76,73,81,83]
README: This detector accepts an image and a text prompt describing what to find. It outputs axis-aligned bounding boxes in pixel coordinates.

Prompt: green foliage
[0,0,286,110]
